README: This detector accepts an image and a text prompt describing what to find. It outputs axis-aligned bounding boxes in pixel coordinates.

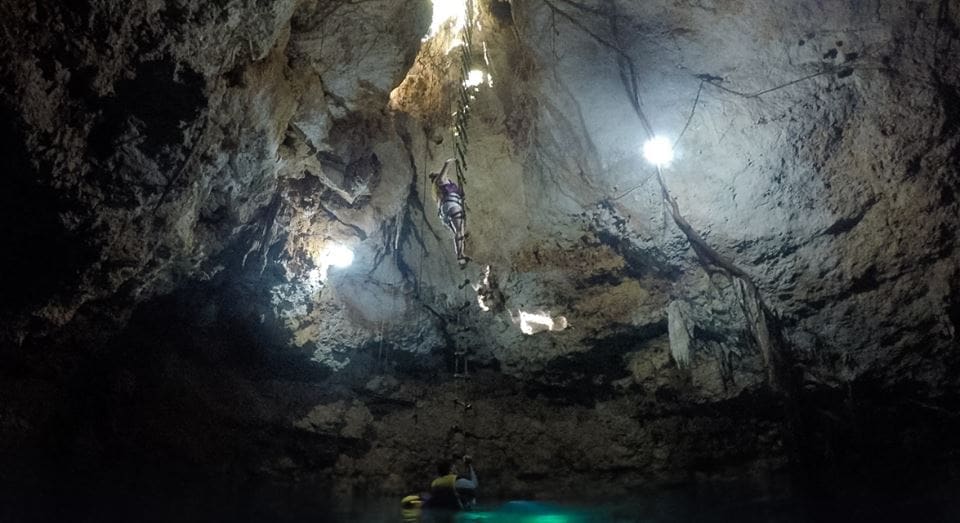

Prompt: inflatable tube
[401,494,423,508]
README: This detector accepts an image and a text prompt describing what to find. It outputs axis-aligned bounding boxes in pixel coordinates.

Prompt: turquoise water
[328,491,960,523]
[453,502,602,522]
[5,481,958,522]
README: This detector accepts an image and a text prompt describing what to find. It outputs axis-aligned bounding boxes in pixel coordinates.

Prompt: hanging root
[655,168,784,390]
[547,0,789,391]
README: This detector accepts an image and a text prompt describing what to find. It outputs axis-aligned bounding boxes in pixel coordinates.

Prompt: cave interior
[2,0,960,521]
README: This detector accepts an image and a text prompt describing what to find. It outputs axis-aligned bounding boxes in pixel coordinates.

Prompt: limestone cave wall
[1,0,959,517]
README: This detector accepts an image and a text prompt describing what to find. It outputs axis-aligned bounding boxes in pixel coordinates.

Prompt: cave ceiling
[1,0,959,502]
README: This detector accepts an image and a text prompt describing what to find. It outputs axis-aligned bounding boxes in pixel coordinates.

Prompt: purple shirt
[440,180,463,198]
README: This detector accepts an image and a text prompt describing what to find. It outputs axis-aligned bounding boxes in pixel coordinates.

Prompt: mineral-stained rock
[1,0,959,511]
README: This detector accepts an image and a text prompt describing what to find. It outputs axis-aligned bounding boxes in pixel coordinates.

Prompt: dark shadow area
[88,59,205,165]
[0,105,96,316]
[526,321,668,404]
[790,376,960,505]
[0,246,359,521]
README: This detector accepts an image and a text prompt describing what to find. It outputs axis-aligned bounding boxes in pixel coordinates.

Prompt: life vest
[427,474,461,510]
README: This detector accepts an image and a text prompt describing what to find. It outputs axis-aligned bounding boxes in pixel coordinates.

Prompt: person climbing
[429,158,468,267]
[423,455,479,511]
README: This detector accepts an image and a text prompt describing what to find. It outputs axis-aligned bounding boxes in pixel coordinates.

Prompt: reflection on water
[4,480,959,522]
[333,489,960,523]
[396,501,591,523]
[456,501,590,522]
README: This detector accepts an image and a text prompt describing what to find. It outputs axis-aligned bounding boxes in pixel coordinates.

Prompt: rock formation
[1,0,958,518]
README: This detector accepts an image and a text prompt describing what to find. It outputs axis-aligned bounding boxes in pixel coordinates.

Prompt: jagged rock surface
[1,0,959,514]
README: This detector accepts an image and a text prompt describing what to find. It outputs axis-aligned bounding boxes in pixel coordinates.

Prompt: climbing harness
[438,182,468,265]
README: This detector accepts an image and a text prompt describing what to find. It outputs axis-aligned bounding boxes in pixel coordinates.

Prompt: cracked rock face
[2,0,960,514]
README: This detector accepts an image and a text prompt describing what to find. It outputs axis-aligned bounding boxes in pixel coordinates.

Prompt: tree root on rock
[654,167,784,391]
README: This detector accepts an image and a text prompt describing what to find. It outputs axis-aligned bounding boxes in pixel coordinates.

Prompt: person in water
[425,455,479,510]
[429,158,468,266]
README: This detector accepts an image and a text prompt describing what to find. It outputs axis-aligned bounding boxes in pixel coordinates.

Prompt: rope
[673,80,704,150]
[377,320,385,373]
[609,81,703,202]
[415,145,428,353]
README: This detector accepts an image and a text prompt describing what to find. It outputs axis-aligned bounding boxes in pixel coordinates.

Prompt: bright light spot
[321,244,354,268]
[472,265,492,312]
[514,309,569,335]
[642,136,674,167]
[476,296,490,311]
[464,69,485,88]
[427,0,467,38]
[311,243,354,284]
[306,268,323,290]
[446,37,464,53]
[481,42,494,87]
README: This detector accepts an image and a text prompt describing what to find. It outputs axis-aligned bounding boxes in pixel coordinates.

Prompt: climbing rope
[415,146,429,355]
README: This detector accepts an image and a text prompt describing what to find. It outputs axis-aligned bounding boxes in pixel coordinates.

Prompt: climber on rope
[430,158,468,267]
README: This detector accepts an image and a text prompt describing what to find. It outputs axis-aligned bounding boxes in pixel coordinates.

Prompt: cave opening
[2,0,960,521]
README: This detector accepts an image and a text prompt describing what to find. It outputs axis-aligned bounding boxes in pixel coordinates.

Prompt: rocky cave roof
[1,0,958,511]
